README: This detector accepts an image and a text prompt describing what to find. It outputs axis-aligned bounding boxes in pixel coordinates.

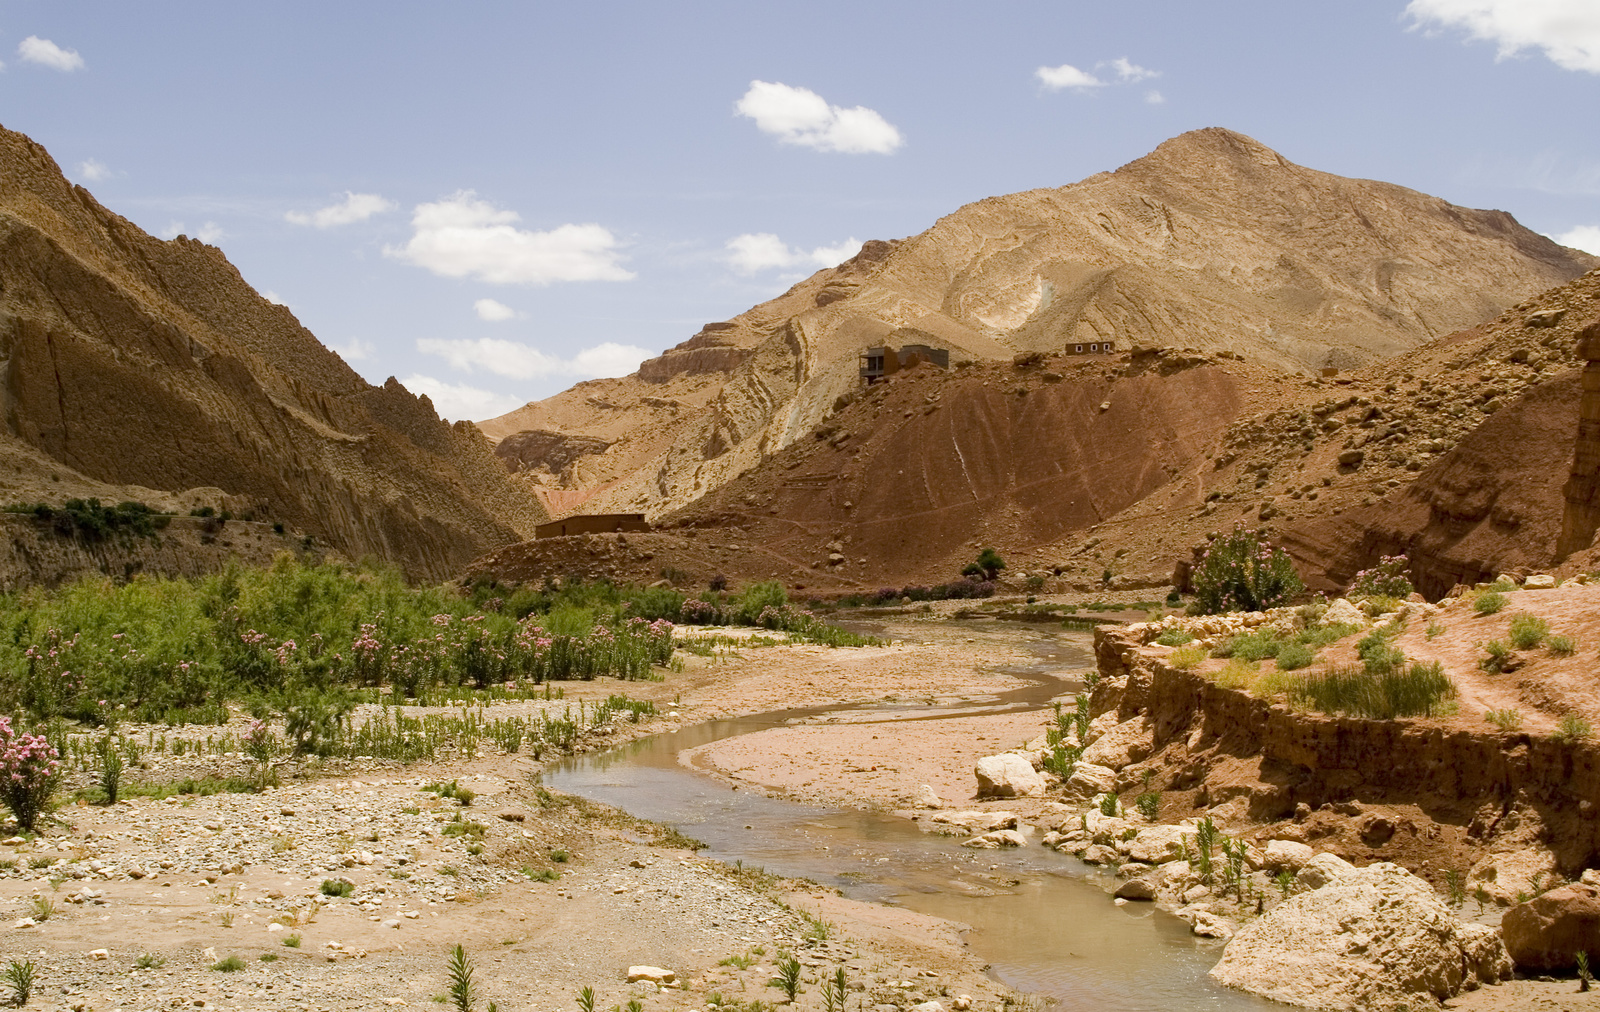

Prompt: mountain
[0,123,545,581]
[481,128,1595,525]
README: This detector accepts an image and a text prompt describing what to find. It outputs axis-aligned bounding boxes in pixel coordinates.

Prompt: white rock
[11,918,33,929]
[1523,574,1556,589]
[1211,862,1511,1009]
[974,754,1044,798]
[960,829,1028,849]
[1063,763,1118,800]
[1120,825,1189,865]
[931,810,1017,832]
[915,785,943,809]
[627,966,676,984]
[1322,598,1366,626]
[910,1003,944,1012]
[90,948,108,960]
[1077,719,1154,772]
[1263,840,1315,873]
[1295,852,1355,891]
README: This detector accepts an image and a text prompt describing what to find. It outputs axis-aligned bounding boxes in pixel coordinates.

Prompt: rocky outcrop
[1501,883,1600,971]
[1211,862,1511,1010]
[1090,625,1600,876]
[493,429,611,476]
[0,123,544,581]
[1561,320,1600,558]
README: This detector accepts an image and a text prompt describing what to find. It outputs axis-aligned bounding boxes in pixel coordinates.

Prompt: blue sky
[3,1,1599,420]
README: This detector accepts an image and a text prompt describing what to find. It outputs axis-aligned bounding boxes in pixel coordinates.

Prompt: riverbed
[545,624,1274,1010]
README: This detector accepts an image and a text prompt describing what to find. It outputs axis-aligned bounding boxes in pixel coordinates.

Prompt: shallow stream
[544,632,1274,1011]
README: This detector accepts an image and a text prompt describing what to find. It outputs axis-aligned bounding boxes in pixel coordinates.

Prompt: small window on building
[1075,344,1083,353]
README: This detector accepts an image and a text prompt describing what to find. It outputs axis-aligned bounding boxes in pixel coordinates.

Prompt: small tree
[963,547,1006,581]
[1191,527,1304,615]
[0,716,60,831]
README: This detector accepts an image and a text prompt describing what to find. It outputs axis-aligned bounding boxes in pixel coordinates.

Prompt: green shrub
[210,955,245,972]
[319,879,353,897]
[1509,612,1550,650]
[1356,627,1406,675]
[1135,791,1160,820]
[1214,629,1282,662]
[1556,714,1594,744]
[1291,661,1456,719]
[1549,634,1577,657]
[1474,591,1507,616]
[1211,659,1258,690]
[1481,640,1512,673]
[1168,646,1205,670]
[1190,528,1304,616]
[1274,641,1317,671]
[1484,708,1522,732]
[1155,628,1194,647]
[1348,555,1415,600]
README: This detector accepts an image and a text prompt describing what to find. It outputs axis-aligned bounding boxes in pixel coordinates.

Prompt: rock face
[973,754,1044,798]
[483,127,1594,528]
[1502,883,1600,971]
[0,124,544,580]
[1211,862,1511,1010]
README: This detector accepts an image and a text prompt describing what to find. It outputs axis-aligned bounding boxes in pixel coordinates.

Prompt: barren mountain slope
[0,124,545,580]
[1047,268,1600,596]
[483,128,1594,522]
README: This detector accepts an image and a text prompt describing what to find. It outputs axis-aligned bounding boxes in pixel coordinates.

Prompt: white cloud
[725,233,863,274]
[735,80,903,155]
[1408,0,1600,73]
[77,158,112,182]
[1145,90,1166,104]
[1037,64,1106,90]
[384,191,634,286]
[474,298,517,322]
[328,337,376,361]
[399,375,524,422]
[1108,57,1160,83]
[417,337,652,383]
[261,290,286,306]
[159,222,184,240]
[1552,224,1600,254]
[285,192,396,228]
[18,36,83,71]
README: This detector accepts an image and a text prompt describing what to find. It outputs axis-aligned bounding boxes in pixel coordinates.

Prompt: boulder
[1120,825,1190,865]
[1295,852,1355,891]
[1502,883,1600,971]
[974,754,1044,799]
[1211,862,1510,1009]
[931,810,1017,832]
[1522,574,1557,589]
[1263,840,1315,873]
[1469,847,1558,907]
[627,967,676,984]
[1079,844,1119,864]
[1077,719,1154,772]
[1322,598,1365,626]
[960,829,1028,849]
[1063,763,1118,800]
[915,784,944,809]
[1114,877,1157,901]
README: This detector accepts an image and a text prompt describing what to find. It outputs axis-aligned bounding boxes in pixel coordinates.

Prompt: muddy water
[544,634,1272,1011]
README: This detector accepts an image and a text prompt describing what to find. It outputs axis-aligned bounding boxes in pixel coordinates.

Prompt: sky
[2,1,1599,421]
